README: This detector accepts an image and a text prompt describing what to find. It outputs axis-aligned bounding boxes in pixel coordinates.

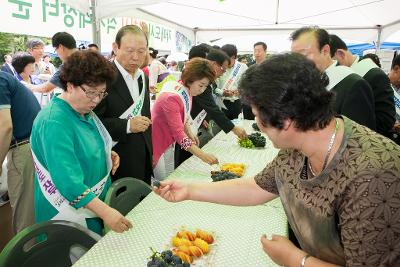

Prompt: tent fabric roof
[65,0,400,45]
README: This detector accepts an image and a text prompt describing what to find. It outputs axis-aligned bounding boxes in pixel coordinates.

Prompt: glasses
[214,62,226,72]
[79,85,108,101]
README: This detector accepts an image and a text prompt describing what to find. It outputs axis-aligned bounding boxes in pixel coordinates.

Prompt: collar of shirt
[351,55,360,67]
[114,59,141,80]
[325,60,338,74]
[114,59,143,100]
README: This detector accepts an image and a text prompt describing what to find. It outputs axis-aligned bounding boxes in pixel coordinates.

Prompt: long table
[74,120,287,267]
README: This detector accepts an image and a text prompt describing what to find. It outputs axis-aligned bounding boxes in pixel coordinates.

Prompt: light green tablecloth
[74,120,288,267]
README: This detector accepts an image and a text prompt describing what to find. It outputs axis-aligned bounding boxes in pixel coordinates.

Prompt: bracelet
[301,254,311,267]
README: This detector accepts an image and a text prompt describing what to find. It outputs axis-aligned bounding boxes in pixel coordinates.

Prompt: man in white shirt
[94,25,153,184]
[216,44,248,120]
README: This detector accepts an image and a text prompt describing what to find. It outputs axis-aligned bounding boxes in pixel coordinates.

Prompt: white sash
[351,57,378,77]
[221,62,242,92]
[159,81,191,123]
[189,109,207,135]
[113,71,147,146]
[32,112,112,228]
[325,61,354,91]
[393,86,400,119]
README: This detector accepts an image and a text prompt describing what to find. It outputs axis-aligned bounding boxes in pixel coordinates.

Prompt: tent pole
[91,0,101,50]
[376,25,382,52]
[275,0,280,24]
[194,27,198,45]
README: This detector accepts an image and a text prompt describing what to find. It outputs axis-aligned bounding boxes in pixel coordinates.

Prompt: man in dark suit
[94,25,152,184]
[291,27,376,131]
[329,34,395,137]
[1,54,16,76]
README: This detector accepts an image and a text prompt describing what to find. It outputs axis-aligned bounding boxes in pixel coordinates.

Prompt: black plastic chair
[105,177,152,216]
[0,220,101,267]
[104,177,152,233]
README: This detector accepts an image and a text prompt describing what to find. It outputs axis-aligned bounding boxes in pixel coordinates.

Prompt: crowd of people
[0,24,400,266]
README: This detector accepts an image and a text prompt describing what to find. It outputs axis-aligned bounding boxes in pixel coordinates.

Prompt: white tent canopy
[64,0,400,51]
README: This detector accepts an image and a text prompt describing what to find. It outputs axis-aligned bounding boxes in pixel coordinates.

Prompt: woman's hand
[260,234,304,267]
[111,151,120,175]
[199,152,219,165]
[154,180,190,202]
[103,207,133,233]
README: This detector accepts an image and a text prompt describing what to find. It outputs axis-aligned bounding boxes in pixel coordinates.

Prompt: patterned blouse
[255,117,400,266]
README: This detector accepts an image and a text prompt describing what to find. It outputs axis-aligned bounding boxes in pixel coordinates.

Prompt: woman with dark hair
[155,53,400,266]
[148,47,173,93]
[11,52,36,84]
[152,58,219,180]
[12,52,50,106]
[31,50,132,234]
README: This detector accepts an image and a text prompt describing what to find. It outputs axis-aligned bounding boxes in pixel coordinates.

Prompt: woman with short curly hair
[31,50,132,234]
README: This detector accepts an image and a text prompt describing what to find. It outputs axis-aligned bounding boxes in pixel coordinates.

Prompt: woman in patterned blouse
[155,53,400,267]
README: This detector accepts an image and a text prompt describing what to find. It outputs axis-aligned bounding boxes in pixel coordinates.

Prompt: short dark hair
[206,49,230,65]
[188,44,210,60]
[254,42,267,51]
[11,52,35,74]
[290,26,330,51]
[52,32,76,49]
[391,54,400,70]
[149,47,158,58]
[88,43,99,49]
[221,44,238,58]
[181,57,216,87]
[27,39,44,49]
[329,34,348,57]
[115,25,148,48]
[239,53,334,131]
[59,50,116,90]
[362,53,381,68]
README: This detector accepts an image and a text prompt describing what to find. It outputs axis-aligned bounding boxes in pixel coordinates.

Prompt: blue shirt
[0,71,40,141]
[50,64,63,88]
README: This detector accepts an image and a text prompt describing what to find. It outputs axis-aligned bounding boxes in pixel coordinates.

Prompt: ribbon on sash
[351,57,378,77]
[189,109,207,135]
[221,62,242,93]
[393,86,400,121]
[325,61,354,91]
[31,112,112,228]
[113,71,147,146]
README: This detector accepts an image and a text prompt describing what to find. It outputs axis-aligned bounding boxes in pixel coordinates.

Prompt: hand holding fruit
[154,180,190,202]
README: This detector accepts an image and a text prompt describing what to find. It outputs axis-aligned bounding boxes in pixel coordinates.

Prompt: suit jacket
[332,73,376,131]
[94,63,152,183]
[362,68,395,137]
[191,83,235,133]
[1,64,15,76]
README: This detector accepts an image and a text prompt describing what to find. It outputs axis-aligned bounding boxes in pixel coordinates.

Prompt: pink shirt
[151,90,193,167]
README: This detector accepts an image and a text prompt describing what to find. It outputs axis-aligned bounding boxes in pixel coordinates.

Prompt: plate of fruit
[149,227,216,267]
[238,132,266,148]
[210,163,245,182]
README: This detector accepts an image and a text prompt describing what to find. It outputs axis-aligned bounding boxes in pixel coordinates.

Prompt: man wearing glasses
[25,32,77,98]
[177,48,247,164]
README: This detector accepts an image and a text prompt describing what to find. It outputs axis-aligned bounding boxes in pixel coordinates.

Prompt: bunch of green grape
[238,138,255,148]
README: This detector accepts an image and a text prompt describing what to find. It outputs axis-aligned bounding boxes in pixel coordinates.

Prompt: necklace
[308,119,339,177]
